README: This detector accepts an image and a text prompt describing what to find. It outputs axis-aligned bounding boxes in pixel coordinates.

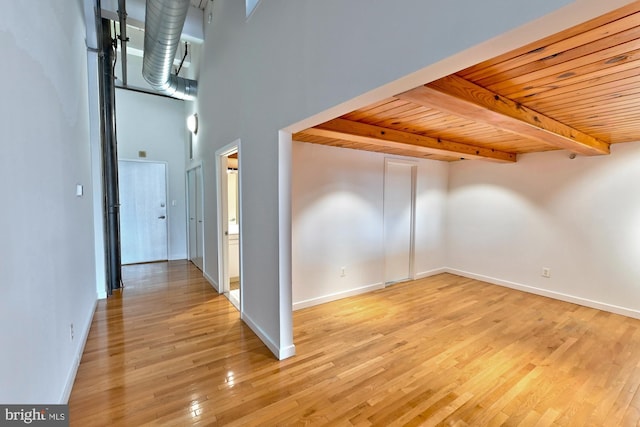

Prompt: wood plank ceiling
[294,1,640,163]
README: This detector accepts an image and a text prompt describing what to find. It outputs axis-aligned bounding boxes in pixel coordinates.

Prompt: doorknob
[158,215,166,219]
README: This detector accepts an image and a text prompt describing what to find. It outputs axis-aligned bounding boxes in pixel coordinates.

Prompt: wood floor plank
[68,261,640,425]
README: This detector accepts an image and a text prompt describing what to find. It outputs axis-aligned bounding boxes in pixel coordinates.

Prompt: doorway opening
[187,164,204,271]
[217,142,241,311]
[383,159,417,286]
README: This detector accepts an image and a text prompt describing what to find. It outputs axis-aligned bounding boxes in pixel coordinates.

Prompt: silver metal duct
[142,0,198,100]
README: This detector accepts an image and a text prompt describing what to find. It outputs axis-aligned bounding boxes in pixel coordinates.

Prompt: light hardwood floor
[69,261,640,426]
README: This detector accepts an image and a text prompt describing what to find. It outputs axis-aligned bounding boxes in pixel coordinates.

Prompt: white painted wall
[116,88,188,261]
[292,142,447,309]
[415,159,449,276]
[0,0,634,405]
[194,0,635,358]
[292,143,384,308]
[0,2,97,403]
[447,142,640,318]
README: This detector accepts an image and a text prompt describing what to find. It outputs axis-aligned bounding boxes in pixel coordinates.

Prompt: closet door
[383,160,416,284]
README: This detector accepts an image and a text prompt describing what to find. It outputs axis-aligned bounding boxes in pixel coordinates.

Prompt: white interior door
[195,166,204,269]
[384,160,416,284]
[187,168,197,265]
[119,160,168,264]
[187,166,204,270]
[227,170,240,279]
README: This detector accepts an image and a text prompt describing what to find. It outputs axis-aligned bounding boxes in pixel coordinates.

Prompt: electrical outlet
[340,267,346,277]
[70,323,74,342]
[542,267,551,278]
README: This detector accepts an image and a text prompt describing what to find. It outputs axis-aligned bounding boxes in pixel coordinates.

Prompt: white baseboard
[60,297,97,403]
[291,270,445,312]
[241,312,295,360]
[278,344,296,360]
[293,282,385,311]
[415,267,448,280]
[203,271,219,293]
[446,268,640,320]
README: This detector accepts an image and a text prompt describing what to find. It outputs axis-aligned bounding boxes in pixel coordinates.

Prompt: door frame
[216,140,243,312]
[186,162,204,271]
[382,158,417,286]
[118,158,170,264]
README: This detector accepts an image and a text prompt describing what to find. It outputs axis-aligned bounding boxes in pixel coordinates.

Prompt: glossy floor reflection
[69,261,640,425]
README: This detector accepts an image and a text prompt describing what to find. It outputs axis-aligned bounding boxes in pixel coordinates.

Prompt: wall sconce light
[187,113,199,134]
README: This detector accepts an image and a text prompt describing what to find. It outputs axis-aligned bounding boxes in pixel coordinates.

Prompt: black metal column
[97,16,122,296]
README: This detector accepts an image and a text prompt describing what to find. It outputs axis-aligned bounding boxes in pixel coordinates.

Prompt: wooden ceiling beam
[304,118,517,163]
[397,74,610,156]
